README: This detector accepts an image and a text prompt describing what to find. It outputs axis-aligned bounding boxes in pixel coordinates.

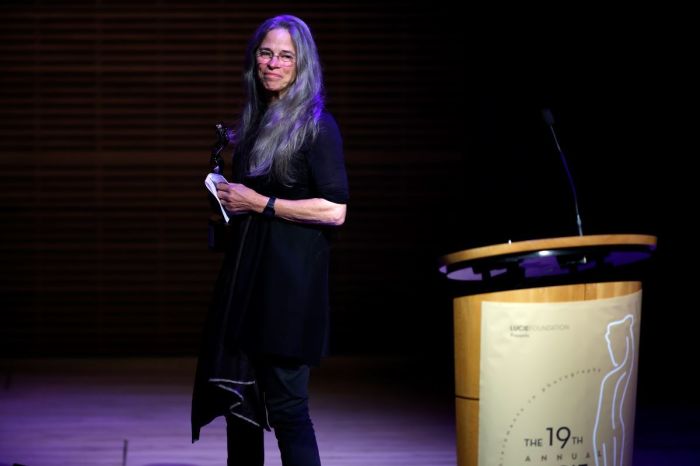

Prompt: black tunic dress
[192,112,349,441]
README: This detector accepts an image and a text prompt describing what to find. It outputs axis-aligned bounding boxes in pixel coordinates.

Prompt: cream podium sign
[479,291,642,466]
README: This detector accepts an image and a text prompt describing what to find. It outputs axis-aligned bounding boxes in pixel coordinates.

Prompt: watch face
[264,196,276,217]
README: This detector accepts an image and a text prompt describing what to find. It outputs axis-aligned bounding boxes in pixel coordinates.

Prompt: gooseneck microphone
[542,108,584,236]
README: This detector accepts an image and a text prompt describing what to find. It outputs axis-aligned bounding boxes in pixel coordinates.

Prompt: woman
[191,14,348,466]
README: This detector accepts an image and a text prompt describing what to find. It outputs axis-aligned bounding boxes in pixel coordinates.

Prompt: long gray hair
[235,15,325,184]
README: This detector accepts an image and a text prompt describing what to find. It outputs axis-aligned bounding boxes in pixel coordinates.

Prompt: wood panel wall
[0,1,464,356]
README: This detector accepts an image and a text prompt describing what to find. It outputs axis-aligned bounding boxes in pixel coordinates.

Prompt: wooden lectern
[439,234,656,466]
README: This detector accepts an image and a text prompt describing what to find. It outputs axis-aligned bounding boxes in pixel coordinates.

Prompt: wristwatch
[263,196,276,218]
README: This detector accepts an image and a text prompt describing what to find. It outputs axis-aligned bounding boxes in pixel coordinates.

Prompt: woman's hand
[216,182,265,215]
[216,182,346,226]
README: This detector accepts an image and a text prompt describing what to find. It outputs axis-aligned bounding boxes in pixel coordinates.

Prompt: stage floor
[1,357,698,466]
[0,356,456,466]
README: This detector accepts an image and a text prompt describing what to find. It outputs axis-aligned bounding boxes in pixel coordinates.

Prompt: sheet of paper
[205,173,230,223]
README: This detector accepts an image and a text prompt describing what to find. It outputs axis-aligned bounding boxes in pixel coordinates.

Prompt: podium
[439,234,656,466]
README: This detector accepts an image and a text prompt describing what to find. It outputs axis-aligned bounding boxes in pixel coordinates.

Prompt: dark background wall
[1,2,693,404]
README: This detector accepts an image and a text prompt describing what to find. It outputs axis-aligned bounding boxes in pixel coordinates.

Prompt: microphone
[542,108,583,236]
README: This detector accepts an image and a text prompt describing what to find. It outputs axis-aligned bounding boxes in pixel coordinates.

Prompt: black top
[192,111,349,441]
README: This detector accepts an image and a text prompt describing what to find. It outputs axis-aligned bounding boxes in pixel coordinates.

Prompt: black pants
[226,361,321,466]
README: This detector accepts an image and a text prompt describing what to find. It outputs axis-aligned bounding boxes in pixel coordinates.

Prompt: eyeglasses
[256,48,296,67]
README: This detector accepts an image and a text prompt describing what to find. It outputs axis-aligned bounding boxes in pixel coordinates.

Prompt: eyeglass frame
[256,48,296,67]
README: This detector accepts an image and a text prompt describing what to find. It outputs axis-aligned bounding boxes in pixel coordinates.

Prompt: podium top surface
[439,234,657,282]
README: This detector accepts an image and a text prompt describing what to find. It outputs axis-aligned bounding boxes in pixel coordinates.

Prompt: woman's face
[256,28,297,101]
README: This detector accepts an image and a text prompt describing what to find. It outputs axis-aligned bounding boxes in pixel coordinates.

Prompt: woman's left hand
[216,182,346,225]
[216,182,264,215]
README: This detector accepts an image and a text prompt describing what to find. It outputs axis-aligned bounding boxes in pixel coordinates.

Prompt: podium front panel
[453,281,642,466]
